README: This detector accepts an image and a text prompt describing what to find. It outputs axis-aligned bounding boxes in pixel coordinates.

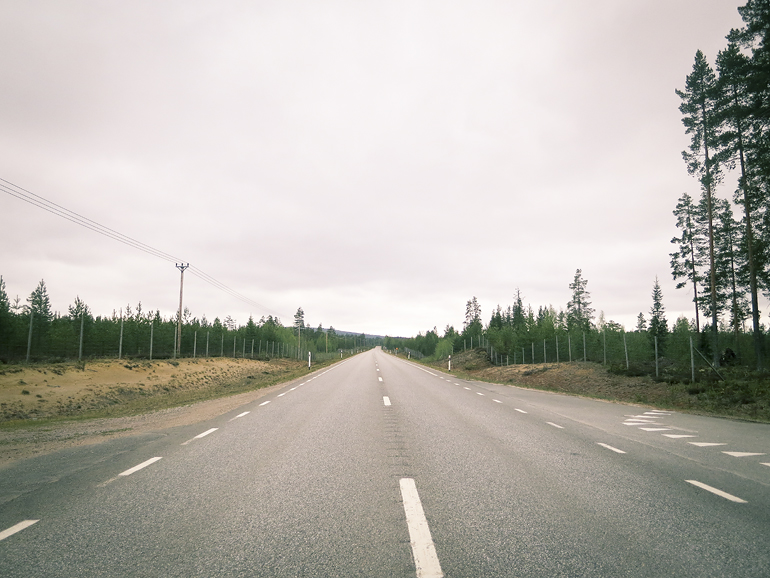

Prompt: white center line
[723,451,766,457]
[662,434,696,438]
[0,520,39,541]
[230,411,250,421]
[400,478,444,578]
[598,443,626,454]
[290,387,297,391]
[278,392,287,397]
[689,442,727,447]
[259,400,271,406]
[685,480,747,503]
[379,377,383,382]
[463,387,471,390]
[476,392,484,396]
[493,399,502,403]
[514,408,527,414]
[639,428,672,432]
[119,456,163,476]
[383,396,392,406]
[546,422,564,429]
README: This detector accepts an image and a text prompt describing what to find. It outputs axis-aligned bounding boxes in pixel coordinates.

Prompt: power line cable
[1,177,286,319]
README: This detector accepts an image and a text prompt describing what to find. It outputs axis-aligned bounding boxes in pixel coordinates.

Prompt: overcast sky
[0,1,749,337]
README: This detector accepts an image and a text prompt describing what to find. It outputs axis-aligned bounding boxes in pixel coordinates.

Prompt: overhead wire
[1,177,286,320]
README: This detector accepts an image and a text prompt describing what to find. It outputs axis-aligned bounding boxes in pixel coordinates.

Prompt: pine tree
[567,269,594,333]
[649,277,669,355]
[677,50,725,365]
[670,192,707,333]
[714,199,750,347]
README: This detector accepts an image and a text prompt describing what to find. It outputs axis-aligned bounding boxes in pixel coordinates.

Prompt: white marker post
[308,350,311,369]
[448,355,451,371]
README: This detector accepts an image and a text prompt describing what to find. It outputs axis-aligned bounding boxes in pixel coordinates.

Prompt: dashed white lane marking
[454,383,460,385]
[259,401,271,406]
[383,396,392,406]
[290,387,297,391]
[663,434,696,438]
[400,478,444,578]
[723,451,766,458]
[689,442,727,447]
[639,428,672,432]
[278,392,287,397]
[379,377,383,382]
[463,387,471,390]
[515,408,527,414]
[685,480,747,503]
[230,411,250,421]
[476,392,484,396]
[546,422,564,429]
[119,457,163,477]
[493,399,502,403]
[762,463,770,467]
[598,443,626,454]
[182,428,219,445]
[0,520,38,541]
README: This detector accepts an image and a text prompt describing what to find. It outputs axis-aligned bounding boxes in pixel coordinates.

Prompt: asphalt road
[1,347,768,577]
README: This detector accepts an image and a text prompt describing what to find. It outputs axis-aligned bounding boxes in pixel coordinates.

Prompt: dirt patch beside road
[0,357,314,465]
[425,348,770,422]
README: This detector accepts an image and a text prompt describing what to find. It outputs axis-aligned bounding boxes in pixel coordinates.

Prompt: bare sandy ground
[0,358,293,465]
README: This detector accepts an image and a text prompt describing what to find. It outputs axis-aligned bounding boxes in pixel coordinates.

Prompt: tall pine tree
[677,50,725,365]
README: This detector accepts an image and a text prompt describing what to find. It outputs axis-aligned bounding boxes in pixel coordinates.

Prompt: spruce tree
[567,269,594,333]
[649,277,669,355]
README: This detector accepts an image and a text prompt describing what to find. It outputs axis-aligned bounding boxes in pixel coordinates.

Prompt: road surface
[1,347,769,576]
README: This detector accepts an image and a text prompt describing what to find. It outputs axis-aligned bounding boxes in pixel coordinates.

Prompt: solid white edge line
[597,443,626,454]
[119,456,163,477]
[685,480,747,503]
[0,520,39,541]
[400,478,444,578]
[383,396,392,406]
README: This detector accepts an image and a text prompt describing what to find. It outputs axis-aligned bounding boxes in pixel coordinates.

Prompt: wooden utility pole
[175,263,189,358]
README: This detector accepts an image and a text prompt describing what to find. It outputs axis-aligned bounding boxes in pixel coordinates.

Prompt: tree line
[671,1,770,370]
[385,270,691,366]
[0,276,374,362]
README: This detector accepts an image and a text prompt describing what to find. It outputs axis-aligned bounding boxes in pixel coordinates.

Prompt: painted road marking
[278,392,287,397]
[598,443,626,454]
[689,442,727,447]
[515,408,527,414]
[259,401,271,406]
[476,392,484,396]
[400,478,444,578]
[640,428,671,431]
[0,520,38,541]
[463,387,471,390]
[723,452,766,458]
[383,396,392,406]
[119,457,163,477]
[546,422,564,429]
[230,411,250,421]
[493,399,502,403]
[379,377,383,382]
[762,463,770,467]
[685,480,747,503]
[662,434,696,438]
[182,428,219,445]
[290,387,297,391]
